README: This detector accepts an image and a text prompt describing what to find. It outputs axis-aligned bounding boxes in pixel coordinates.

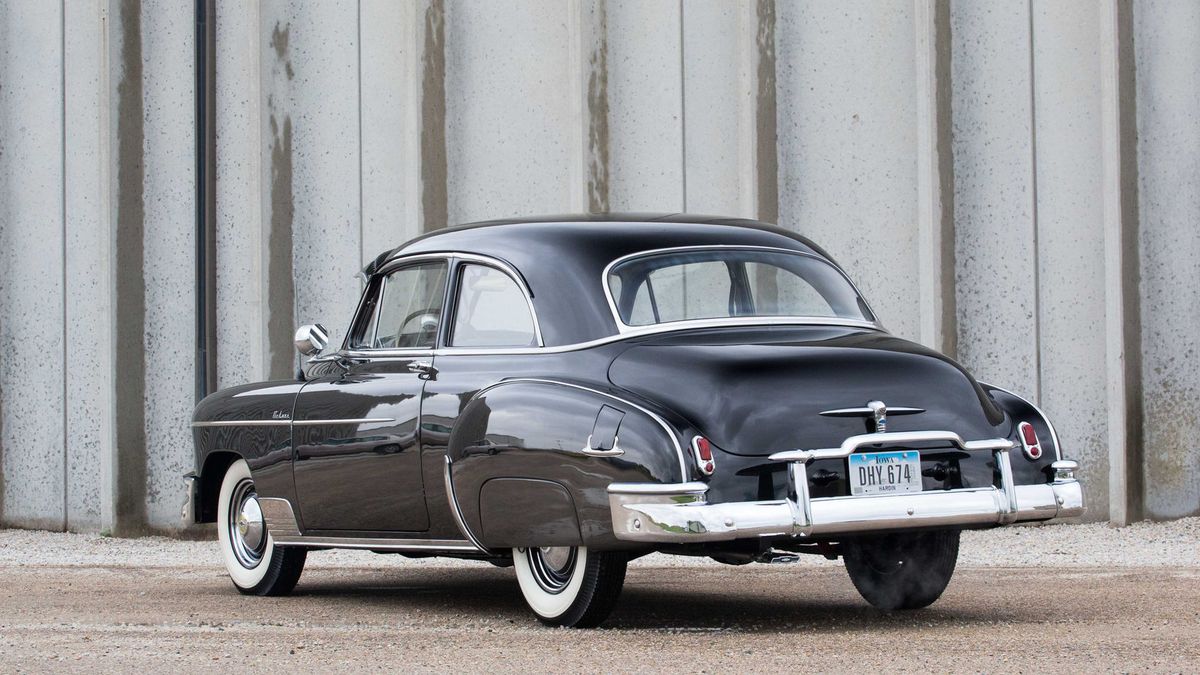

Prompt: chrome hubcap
[228,479,267,569]
[526,546,577,594]
[237,496,265,551]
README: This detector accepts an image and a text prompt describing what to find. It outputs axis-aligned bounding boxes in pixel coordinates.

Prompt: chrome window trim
[373,251,545,349]
[364,256,451,351]
[601,244,883,334]
[338,316,882,360]
[340,246,880,359]
[445,258,544,350]
[981,382,1064,462]
[472,377,690,482]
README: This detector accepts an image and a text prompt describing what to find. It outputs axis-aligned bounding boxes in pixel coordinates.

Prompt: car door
[418,260,545,530]
[291,259,448,533]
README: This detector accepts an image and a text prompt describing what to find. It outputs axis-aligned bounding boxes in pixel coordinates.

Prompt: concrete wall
[1,0,1198,531]
[1134,0,1200,520]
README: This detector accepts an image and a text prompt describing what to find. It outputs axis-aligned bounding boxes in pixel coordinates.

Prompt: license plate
[848,450,922,496]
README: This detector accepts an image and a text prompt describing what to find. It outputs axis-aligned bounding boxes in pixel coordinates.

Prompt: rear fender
[981,383,1062,485]
[445,379,689,551]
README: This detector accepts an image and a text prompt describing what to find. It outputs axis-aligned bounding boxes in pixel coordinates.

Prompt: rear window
[607,249,873,327]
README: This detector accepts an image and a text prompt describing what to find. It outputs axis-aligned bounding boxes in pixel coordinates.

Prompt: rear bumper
[607,431,1085,543]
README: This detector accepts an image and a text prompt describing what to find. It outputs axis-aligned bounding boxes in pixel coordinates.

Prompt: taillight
[1018,421,1042,460]
[692,436,716,476]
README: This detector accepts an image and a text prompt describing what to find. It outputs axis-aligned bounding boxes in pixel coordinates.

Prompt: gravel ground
[1,520,1197,672]
[3,516,1197,569]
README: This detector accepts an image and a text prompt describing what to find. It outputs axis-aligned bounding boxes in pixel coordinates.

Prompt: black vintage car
[186,214,1084,627]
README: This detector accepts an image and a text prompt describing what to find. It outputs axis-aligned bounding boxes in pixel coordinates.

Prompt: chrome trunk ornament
[868,400,887,433]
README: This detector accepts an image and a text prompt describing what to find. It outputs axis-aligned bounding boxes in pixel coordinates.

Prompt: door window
[450,264,537,347]
[364,261,448,349]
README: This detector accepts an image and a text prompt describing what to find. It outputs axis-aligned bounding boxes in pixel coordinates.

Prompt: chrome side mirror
[294,323,330,357]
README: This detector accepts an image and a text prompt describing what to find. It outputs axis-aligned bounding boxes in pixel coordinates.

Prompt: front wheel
[842,529,960,610]
[216,459,307,596]
[512,546,627,627]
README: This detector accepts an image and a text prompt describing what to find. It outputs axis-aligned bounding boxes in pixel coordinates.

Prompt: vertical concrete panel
[950,1,1038,395]
[0,1,67,530]
[267,1,361,347]
[260,2,297,378]
[214,0,268,387]
[1030,0,1109,517]
[64,0,112,530]
[681,3,753,217]
[776,0,921,340]
[140,0,196,528]
[605,0,683,212]
[361,0,420,260]
[1134,0,1200,519]
[443,1,575,224]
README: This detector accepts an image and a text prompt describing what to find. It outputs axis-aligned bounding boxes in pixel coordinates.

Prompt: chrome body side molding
[273,536,481,552]
[443,457,491,554]
[191,419,292,428]
[191,417,396,428]
[258,495,479,552]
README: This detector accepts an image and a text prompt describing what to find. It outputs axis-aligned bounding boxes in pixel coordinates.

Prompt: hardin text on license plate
[848,450,922,496]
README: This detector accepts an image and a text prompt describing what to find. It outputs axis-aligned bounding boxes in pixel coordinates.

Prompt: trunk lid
[608,326,1004,457]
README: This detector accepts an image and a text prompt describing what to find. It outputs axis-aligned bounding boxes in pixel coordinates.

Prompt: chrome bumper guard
[607,430,1085,543]
[181,473,199,526]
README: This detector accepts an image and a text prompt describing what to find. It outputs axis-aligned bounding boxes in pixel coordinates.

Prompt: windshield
[606,248,874,327]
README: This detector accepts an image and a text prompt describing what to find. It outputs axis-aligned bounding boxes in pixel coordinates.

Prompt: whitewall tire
[512,545,627,628]
[216,459,306,596]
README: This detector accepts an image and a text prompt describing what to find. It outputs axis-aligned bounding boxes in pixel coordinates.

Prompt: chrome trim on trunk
[766,430,1013,463]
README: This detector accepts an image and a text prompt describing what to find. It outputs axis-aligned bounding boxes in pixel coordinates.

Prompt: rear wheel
[216,459,307,596]
[842,529,959,610]
[512,546,627,627]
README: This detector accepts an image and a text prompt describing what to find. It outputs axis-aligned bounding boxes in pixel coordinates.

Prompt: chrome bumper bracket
[181,474,199,526]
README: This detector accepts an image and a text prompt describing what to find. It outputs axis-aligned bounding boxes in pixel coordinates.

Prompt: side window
[450,264,537,347]
[357,261,448,350]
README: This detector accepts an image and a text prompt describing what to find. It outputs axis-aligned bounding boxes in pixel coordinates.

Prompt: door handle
[406,361,438,380]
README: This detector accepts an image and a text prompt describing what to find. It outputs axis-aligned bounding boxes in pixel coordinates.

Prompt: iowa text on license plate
[848,450,922,496]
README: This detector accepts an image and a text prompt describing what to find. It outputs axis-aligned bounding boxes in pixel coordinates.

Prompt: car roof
[367,213,843,346]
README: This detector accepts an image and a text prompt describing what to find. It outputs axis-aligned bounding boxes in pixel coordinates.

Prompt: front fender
[190,380,304,522]
[446,379,690,551]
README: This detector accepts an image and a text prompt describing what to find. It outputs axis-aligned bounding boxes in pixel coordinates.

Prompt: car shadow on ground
[287,565,1020,633]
